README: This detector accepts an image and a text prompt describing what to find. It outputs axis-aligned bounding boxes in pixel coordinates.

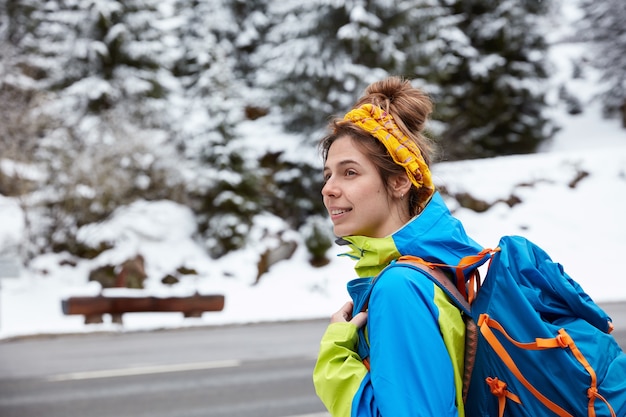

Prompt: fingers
[351,311,368,328]
[330,301,354,324]
[330,301,367,329]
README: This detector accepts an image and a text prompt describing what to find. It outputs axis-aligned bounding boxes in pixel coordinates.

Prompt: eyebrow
[323,159,362,172]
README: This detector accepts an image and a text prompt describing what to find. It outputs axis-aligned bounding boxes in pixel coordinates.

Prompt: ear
[389,173,412,198]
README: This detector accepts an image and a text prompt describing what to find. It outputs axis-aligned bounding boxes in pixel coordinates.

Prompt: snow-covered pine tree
[255,0,556,160]
[0,0,43,162]
[169,0,321,260]
[422,0,557,160]
[161,0,270,258]
[254,0,408,135]
[228,0,331,256]
[578,0,626,127]
[2,0,330,260]
[1,0,189,257]
[229,0,271,88]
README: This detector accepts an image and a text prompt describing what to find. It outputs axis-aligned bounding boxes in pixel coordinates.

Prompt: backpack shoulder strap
[394,256,471,315]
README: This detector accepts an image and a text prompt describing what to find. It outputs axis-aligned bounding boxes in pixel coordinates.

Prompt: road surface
[0,302,624,417]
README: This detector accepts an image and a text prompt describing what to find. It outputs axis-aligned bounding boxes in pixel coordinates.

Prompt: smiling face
[322,135,410,238]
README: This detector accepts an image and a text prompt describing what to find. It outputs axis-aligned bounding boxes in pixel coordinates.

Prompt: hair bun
[353,76,433,135]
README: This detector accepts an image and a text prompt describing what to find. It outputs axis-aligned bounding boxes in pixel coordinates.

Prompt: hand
[330,301,368,328]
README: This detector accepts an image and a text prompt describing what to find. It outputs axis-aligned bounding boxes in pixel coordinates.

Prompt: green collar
[338,235,401,278]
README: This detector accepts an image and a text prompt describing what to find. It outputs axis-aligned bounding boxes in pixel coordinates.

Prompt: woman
[312,76,483,417]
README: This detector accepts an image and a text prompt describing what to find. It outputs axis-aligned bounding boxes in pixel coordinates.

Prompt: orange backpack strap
[477,314,617,417]
[486,377,522,417]
[399,248,498,302]
[397,256,471,313]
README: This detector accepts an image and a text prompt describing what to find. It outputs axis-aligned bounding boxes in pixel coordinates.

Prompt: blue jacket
[313,192,484,416]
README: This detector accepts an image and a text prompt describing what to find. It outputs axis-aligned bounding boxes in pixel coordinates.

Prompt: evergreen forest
[0,0,624,265]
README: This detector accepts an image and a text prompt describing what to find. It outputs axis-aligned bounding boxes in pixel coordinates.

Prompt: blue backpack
[394,235,626,417]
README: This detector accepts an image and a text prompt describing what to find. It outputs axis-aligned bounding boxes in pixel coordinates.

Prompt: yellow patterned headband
[343,103,434,209]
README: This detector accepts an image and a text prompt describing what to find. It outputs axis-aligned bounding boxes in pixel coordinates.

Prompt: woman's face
[322,135,408,238]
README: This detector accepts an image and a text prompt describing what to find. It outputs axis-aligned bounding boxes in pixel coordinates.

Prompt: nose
[321,176,339,198]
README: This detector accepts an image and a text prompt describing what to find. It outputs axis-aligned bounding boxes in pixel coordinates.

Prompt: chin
[333,226,350,237]
[334,226,360,238]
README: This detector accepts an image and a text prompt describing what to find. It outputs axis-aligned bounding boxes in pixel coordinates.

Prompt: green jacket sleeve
[313,322,369,417]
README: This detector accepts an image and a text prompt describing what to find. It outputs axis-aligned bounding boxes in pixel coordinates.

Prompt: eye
[345,169,357,177]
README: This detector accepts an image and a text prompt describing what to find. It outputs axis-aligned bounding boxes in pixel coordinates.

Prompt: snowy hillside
[1,97,624,340]
[0,0,625,340]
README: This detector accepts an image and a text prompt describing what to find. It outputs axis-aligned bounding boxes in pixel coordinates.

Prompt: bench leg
[111,313,124,325]
[85,314,103,324]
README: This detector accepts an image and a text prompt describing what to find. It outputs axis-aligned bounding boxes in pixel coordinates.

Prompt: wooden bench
[62,293,225,324]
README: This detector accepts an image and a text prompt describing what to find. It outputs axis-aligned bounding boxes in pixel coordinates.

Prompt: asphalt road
[0,302,624,417]
[0,319,330,417]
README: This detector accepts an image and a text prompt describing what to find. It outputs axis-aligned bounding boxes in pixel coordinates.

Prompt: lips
[329,207,352,218]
